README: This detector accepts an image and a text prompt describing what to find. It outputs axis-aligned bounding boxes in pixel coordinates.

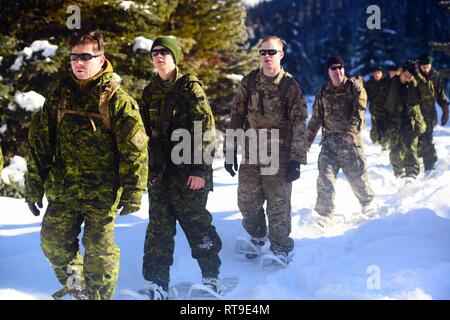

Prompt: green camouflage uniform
[365,76,389,147]
[140,67,221,291]
[417,69,449,170]
[307,76,374,216]
[25,60,149,300]
[377,75,427,177]
[228,68,308,255]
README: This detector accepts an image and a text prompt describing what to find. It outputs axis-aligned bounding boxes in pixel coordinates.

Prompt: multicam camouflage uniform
[228,68,308,255]
[307,76,374,216]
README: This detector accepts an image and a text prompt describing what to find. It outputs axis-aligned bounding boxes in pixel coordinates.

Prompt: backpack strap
[98,81,120,130]
[246,69,259,112]
[57,80,119,132]
[159,74,198,139]
[279,72,295,117]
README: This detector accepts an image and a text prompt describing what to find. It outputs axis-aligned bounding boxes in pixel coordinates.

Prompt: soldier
[417,54,449,173]
[306,56,375,228]
[365,66,387,148]
[25,29,149,300]
[140,36,222,299]
[225,35,308,263]
[375,60,427,182]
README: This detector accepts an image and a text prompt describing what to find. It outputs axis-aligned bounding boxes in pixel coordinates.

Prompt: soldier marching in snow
[25,29,148,300]
[225,35,308,265]
[306,56,375,228]
[416,54,449,173]
[140,36,222,299]
[373,60,428,182]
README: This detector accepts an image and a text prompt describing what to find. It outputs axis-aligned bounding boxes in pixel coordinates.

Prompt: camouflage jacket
[376,75,426,137]
[228,68,308,164]
[306,76,367,147]
[25,61,149,206]
[365,76,385,116]
[140,67,216,190]
[419,69,449,123]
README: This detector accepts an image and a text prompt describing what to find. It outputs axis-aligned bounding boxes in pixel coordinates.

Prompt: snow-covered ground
[1,102,449,300]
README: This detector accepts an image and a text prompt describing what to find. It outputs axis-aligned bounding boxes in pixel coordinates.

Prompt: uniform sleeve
[434,74,449,111]
[183,81,216,178]
[346,81,367,138]
[306,89,324,148]
[287,81,308,164]
[25,105,52,203]
[139,84,152,139]
[112,93,149,207]
[228,75,250,130]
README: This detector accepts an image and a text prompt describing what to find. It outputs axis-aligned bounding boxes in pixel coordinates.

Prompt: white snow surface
[0,100,449,300]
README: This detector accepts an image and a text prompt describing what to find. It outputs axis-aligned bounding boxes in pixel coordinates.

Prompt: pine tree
[431,1,450,78]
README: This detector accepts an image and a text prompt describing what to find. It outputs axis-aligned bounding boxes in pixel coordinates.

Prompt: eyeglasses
[69,53,102,61]
[259,49,281,56]
[329,65,344,71]
[151,48,172,57]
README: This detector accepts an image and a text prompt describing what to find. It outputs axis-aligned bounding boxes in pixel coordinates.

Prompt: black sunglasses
[259,49,281,56]
[151,48,172,57]
[69,53,102,61]
[329,65,344,71]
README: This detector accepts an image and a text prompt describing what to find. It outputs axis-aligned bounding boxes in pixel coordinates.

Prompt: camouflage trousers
[238,162,294,254]
[389,134,420,177]
[418,118,437,171]
[143,170,222,290]
[41,200,120,300]
[315,135,374,216]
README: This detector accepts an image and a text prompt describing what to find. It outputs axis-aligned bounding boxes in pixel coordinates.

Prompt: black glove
[224,151,238,177]
[27,201,43,216]
[442,104,449,126]
[285,160,301,183]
